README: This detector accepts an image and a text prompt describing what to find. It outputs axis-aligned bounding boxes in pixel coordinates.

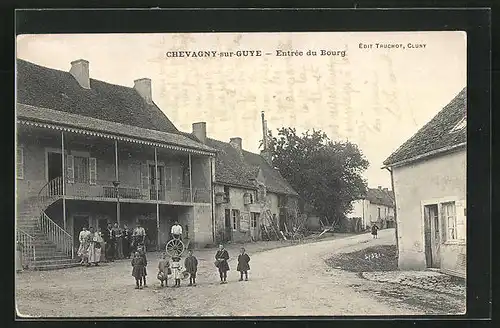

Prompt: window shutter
[66,155,75,183]
[440,204,447,241]
[17,147,24,179]
[456,203,466,241]
[141,163,149,189]
[89,157,97,185]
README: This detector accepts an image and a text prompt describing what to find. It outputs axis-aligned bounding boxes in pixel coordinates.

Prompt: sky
[16,32,466,189]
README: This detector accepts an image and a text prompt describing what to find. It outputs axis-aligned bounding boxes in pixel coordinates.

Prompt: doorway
[47,152,63,180]
[224,209,232,242]
[424,204,441,268]
[73,215,90,248]
[138,217,158,251]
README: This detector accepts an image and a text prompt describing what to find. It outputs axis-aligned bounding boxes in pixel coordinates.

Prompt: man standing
[171,221,183,241]
[113,223,124,260]
[133,222,146,253]
[122,224,131,259]
[103,223,116,262]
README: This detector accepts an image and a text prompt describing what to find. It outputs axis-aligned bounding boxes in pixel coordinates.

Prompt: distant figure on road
[371,224,379,239]
[215,244,230,284]
[171,221,183,241]
[237,247,250,281]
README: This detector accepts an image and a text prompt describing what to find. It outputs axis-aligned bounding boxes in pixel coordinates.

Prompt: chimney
[134,78,153,105]
[378,186,382,190]
[383,187,389,192]
[261,111,268,150]
[192,122,207,144]
[69,59,90,89]
[229,137,243,155]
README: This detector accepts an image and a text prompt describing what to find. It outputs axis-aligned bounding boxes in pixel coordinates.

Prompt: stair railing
[38,212,73,259]
[37,176,64,201]
[16,229,36,268]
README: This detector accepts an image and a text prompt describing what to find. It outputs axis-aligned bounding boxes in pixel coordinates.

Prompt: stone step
[34,254,73,261]
[31,262,81,271]
[33,258,78,266]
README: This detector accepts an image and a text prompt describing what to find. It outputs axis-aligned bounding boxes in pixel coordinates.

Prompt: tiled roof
[205,138,298,196]
[383,87,467,166]
[365,188,395,207]
[16,58,180,134]
[17,104,216,154]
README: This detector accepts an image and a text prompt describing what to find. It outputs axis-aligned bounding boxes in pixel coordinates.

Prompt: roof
[365,188,395,207]
[383,87,467,166]
[204,137,298,196]
[17,103,216,154]
[16,58,180,134]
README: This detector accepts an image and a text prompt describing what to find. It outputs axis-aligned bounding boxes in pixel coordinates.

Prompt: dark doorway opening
[224,209,232,242]
[424,204,440,268]
[47,152,63,181]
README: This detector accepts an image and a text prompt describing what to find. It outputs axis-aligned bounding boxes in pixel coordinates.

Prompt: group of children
[131,246,251,289]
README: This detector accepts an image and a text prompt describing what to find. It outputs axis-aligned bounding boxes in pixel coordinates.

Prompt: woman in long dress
[87,227,102,266]
[77,227,90,265]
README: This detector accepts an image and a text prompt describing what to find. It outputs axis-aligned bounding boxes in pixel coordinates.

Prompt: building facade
[16,59,216,268]
[382,87,466,278]
[187,117,299,243]
[347,187,395,230]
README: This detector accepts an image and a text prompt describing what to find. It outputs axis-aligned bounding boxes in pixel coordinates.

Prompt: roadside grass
[326,244,398,272]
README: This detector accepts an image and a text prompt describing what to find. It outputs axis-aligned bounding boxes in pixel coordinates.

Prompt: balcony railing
[64,180,210,203]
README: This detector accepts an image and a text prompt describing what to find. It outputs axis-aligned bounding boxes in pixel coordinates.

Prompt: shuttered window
[89,157,97,185]
[66,155,75,183]
[165,167,172,191]
[16,147,24,179]
[442,202,458,241]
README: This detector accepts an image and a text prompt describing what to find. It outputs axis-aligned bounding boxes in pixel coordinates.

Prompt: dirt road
[16,229,429,317]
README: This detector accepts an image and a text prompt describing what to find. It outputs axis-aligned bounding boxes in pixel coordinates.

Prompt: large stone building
[382,87,466,278]
[16,59,215,269]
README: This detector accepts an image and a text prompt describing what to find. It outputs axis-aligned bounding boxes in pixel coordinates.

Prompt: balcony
[64,179,210,203]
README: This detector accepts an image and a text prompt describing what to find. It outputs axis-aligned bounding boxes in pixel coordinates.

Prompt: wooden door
[424,204,440,268]
[250,212,259,240]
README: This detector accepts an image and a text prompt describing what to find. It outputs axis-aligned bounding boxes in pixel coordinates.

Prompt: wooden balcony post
[115,140,120,225]
[189,153,193,203]
[155,147,160,250]
[61,131,67,231]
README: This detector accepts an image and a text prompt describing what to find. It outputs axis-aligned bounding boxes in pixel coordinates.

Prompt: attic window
[450,117,466,133]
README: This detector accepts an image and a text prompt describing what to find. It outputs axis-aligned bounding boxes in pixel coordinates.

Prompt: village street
[16,229,463,317]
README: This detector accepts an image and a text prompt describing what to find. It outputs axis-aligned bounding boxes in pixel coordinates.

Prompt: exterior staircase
[16,190,79,271]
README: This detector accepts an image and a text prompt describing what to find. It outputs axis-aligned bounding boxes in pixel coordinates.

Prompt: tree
[261,127,369,228]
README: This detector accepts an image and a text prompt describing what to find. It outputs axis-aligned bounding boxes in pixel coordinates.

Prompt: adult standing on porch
[87,227,102,266]
[113,223,124,260]
[104,223,116,262]
[77,227,90,265]
[171,221,183,241]
[215,244,230,284]
[133,222,146,253]
[122,224,132,259]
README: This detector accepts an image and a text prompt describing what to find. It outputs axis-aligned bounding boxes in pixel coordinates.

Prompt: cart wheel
[166,239,185,257]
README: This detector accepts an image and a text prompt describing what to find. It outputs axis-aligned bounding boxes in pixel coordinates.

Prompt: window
[450,117,466,133]
[223,186,230,202]
[17,147,24,179]
[74,156,89,183]
[67,155,96,184]
[442,202,458,241]
[165,167,172,191]
[251,212,259,228]
[249,193,254,204]
[232,209,240,231]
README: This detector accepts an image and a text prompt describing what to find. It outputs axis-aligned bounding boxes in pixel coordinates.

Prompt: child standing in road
[237,247,251,281]
[137,245,148,287]
[157,253,170,288]
[371,224,379,239]
[171,256,182,287]
[184,250,198,286]
[131,251,146,289]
